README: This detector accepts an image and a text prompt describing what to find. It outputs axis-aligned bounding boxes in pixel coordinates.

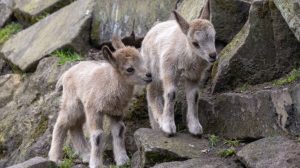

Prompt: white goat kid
[141,0,217,136]
[48,36,152,168]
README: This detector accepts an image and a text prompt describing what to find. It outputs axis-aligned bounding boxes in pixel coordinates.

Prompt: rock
[0,57,75,166]
[7,157,57,168]
[91,0,178,46]
[177,0,206,22]
[0,0,14,8]
[0,0,93,72]
[274,0,300,41]
[0,3,13,28]
[0,59,13,75]
[237,136,300,168]
[0,74,21,108]
[199,82,300,139]
[14,0,75,25]
[211,0,251,43]
[134,128,210,167]
[212,0,300,93]
[151,157,237,168]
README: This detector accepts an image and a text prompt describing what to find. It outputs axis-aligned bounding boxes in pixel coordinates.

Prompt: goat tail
[55,73,64,92]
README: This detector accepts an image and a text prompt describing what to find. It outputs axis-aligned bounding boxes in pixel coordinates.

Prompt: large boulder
[0,0,93,72]
[91,0,178,46]
[199,82,300,139]
[0,3,13,28]
[237,136,300,168]
[274,0,300,41]
[14,0,74,25]
[212,0,300,93]
[7,157,57,168]
[211,0,251,43]
[133,128,210,167]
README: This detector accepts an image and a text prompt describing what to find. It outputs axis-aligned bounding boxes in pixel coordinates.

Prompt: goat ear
[173,10,189,35]
[112,35,125,50]
[102,46,117,67]
[200,0,211,20]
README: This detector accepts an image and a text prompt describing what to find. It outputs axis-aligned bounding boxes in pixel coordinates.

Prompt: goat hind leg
[146,83,163,130]
[69,124,90,162]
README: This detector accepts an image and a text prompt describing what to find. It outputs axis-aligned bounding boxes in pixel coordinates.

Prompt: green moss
[126,90,148,120]
[0,23,23,46]
[60,145,78,168]
[208,134,219,147]
[273,69,300,86]
[217,148,236,157]
[53,49,81,65]
[238,83,249,92]
[31,114,48,140]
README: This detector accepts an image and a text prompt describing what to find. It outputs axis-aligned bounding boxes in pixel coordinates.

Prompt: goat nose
[209,53,217,60]
[146,73,152,78]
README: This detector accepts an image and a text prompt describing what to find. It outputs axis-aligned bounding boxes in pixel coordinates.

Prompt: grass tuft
[217,148,236,157]
[208,134,219,147]
[224,139,240,147]
[273,69,300,86]
[60,146,78,168]
[0,23,22,45]
[53,49,81,65]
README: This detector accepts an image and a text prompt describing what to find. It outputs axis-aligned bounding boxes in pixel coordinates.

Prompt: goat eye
[126,67,134,73]
[192,42,200,48]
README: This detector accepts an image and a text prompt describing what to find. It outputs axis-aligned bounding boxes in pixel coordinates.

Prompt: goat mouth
[209,59,216,63]
[144,79,152,83]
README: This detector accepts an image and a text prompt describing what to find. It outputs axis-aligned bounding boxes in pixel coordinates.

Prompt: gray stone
[274,0,300,41]
[177,0,206,22]
[0,0,93,72]
[237,136,300,168]
[0,74,21,108]
[7,157,57,168]
[199,82,300,139]
[0,3,12,28]
[134,128,210,167]
[91,0,178,46]
[211,0,251,43]
[212,0,300,93]
[14,0,74,25]
[151,158,237,168]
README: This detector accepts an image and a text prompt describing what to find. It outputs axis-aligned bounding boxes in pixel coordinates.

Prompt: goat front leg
[109,116,129,166]
[185,79,203,136]
[86,109,104,168]
[160,67,177,136]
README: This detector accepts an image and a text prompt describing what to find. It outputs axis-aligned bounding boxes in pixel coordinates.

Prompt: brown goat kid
[141,0,217,136]
[48,37,152,168]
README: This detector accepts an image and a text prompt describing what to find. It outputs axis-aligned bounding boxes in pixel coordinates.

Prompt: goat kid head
[173,0,217,63]
[102,36,152,85]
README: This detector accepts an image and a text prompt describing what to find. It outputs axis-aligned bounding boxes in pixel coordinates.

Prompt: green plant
[273,69,300,86]
[239,83,249,92]
[0,23,22,45]
[217,148,236,157]
[224,139,240,147]
[208,134,219,147]
[60,146,78,168]
[53,49,81,65]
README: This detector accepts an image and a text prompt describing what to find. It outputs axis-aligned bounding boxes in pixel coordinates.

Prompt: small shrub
[273,69,300,86]
[53,49,81,65]
[224,139,240,147]
[208,134,219,147]
[217,148,236,157]
[0,23,22,45]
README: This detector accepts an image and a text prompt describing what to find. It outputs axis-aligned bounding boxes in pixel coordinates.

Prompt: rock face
[0,3,12,28]
[199,82,300,139]
[91,0,178,46]
[237,136,300,168]
[177,0,206,22]
[151,158,236,168]
[212,0,300,92]
[0,57,75,167]
[211,0,251,43]
[0,0,93,72]
[274,0,300,41]
[7,157,57,168]
[133,128,210,167]
[14,0,74,25]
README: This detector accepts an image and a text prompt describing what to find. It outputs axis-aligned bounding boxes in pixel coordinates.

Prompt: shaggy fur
[49,36,151,168]
[141,0,217,136]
